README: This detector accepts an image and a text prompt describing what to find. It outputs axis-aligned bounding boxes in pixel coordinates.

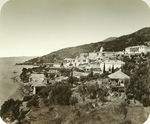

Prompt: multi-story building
[89,52,98,60]
[125,45,150,54]
[75,56,89,66]
[63,58,75,67]
[100,60,125,71]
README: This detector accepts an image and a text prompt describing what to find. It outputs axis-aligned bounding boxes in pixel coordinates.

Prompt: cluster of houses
[63,47,125,71]
[27,45,150,94]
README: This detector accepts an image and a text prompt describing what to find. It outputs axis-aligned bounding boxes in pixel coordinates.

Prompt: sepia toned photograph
[0,0,150,124]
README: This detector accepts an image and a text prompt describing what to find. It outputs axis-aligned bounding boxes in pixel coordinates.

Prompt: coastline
[0,56,38,106]
[8,76,24,101]
[0,75,24,107]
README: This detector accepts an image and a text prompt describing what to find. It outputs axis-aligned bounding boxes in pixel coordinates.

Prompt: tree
[119,100,129,124]
[103,63,105,73]
[112,64,114,73]
[68,68,74,85]
[1,99,23,122]
[89,68,94,77]
[49,83,72,105]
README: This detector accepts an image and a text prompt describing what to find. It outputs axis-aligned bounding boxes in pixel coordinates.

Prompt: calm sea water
[0,57,36,106]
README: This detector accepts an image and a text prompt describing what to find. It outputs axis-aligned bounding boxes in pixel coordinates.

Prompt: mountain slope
[26,27,150,64]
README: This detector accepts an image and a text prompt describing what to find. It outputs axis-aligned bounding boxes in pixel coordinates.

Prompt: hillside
[26,27,150,64]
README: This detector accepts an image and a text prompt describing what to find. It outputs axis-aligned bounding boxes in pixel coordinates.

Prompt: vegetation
[2,27,150,123]
[49,83,72,105]
[0,99,25,122]
[122,53,150,106]
[20,68,31,83]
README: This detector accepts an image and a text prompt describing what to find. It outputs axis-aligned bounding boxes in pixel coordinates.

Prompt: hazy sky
[0,0,150,57]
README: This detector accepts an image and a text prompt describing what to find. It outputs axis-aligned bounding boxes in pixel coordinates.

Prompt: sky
[0,0,150,57]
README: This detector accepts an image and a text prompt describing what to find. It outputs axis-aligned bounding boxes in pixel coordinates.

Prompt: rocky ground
[3,90,148,124]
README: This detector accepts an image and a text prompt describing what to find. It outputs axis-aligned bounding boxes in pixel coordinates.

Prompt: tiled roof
[108,70,130,79]
[103,60,125,65]
[30,74,45,79]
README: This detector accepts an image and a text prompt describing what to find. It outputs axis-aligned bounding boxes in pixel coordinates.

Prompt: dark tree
[49,83,72,105]
[103,63,105,73]
[112,64,114,73]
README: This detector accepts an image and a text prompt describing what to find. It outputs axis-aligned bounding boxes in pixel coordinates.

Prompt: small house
[53,62,62,68]
[63,58,75,67]
[29,74,45,82]
[75,56,89,66]
[29,74,46,94]
[108,70,130,92]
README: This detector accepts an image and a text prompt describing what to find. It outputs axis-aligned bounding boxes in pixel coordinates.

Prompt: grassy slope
[27,104,150,124]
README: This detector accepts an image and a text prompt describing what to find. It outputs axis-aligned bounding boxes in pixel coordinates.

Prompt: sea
[0,57,37,106]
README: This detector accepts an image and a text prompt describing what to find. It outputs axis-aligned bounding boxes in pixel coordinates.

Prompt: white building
[89,52,98,60]
[29,74,46,94]
[125,45,150,54]
[29,74,45,82]
[63,58,75,67]
[75,56,89,66]
[100,60,125,71]
[79,53,88,57]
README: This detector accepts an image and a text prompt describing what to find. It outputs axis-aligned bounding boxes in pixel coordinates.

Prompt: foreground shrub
[23,95,33,102]
[27,95,39,107]
[141,94,150,107]
[49,83,72,105]
[1,99,22,122]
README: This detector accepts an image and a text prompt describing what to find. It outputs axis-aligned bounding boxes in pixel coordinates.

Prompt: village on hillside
[1,45,150,124]
[20,45,150,98]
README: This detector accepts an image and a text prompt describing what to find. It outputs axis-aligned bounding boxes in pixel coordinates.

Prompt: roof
[73,71,89,78]
[103,60,125,65]
[42,63,53,65]
[64,58,74,61]
[31,81,46,87]
[108,70,130,79]
[126,45,149,49]
[30,74,45,79]
[76,56,87,60]
[47,70,58,73]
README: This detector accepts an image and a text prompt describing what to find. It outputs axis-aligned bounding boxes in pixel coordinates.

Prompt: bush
[38,87,50,98]
[125,120,132,124]
[60,68,70,76]
[23,95,32,102]
[69,96,78,106]
[49,83,72,105]
[142,94,150,107]
[127,93,134,99]
[80,75,87,82]
[26,95,39,107]
[0,99,22,121]
[93,73,100,79]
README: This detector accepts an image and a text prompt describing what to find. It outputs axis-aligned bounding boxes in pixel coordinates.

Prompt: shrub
[38,87,50,98]
[124,120,132,124]
[23,95,32,102]
[0,99,22,121]
[26,95,39,107]
[69,96,78,106]
[142,94,150,107]
[80,75,87,82]
[49,83,72,105]
[60,68,70,76]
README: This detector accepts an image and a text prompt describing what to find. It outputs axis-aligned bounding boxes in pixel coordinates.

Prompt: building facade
[100,60,125,71]
[125,45,150,54]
